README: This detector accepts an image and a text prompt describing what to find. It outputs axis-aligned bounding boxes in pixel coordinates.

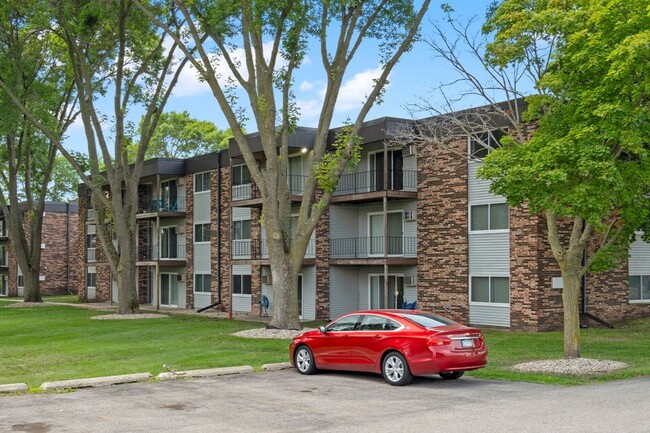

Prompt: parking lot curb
[40,373,152,391]
[262,362,293,371]
[157,365,254,380]
[0,383,28,393]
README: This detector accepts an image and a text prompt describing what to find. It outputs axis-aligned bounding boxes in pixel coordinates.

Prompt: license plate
[461,339,474,348]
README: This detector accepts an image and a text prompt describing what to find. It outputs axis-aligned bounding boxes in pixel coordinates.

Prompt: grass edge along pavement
[1,302,649,392]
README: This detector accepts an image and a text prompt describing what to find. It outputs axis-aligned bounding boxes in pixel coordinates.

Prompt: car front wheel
[294,345,317,375]
[382,351,413,386]
[439,371,464,380]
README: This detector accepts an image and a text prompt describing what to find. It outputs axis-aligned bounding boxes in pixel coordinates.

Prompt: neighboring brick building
[75,105,650,330]
[0,202,80,297]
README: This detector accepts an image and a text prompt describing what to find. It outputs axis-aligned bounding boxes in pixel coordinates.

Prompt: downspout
[217,153,222,306]
[66,202,71,295]
[383,139,389,308]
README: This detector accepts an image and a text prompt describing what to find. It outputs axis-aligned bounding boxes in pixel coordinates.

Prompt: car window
[396,312,456,328]
[358,315,400,331]
[327,314,362,332]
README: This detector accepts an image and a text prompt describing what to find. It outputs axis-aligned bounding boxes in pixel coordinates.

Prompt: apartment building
[76,110,650,330]
[0,202,79,298]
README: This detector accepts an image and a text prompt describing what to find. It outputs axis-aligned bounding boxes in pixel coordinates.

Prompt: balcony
[232,175,307,205]
[137,196,186,217]
[332,170,418,203]
[231,237,315,260]
[137,244,187,264]
[330,237,417,259]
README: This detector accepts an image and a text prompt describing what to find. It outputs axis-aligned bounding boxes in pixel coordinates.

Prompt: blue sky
[62,1,496,154]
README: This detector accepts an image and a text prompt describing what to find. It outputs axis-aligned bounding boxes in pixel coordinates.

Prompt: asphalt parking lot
[2,370,649,433]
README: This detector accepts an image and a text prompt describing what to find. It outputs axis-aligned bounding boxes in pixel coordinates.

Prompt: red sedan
[289,310,488,385]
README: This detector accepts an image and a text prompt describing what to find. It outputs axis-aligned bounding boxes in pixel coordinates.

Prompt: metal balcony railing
[232,175,307,201]
[231,237,315,259]
[330,237,417,258]
[139,196,186,213]
[334,169,418,195]
[138,244,187,261]
[232,182,259,201]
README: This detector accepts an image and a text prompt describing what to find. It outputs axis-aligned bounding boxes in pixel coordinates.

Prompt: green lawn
[1,304,648,390]
[0,305,288,390]
[471,318,650,385]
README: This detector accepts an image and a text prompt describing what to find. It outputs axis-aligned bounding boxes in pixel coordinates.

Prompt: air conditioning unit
[261,275,272,285]
[403,144,416,156]
[403,211,415,221]
[404,276,417,286]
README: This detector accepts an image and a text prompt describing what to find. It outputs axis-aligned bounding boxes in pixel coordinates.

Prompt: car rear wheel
[294,345,317,375]
[439,371,464,380]
[382,351,412,386]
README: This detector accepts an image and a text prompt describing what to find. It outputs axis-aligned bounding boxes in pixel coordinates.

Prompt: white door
[160,273,178,307]
[369,275,404,309]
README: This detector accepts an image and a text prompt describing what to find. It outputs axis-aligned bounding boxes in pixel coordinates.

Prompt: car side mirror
[319,326,327,333]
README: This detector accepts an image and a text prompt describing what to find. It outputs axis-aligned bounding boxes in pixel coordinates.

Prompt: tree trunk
[23,271,43,303]
[115,234,140,314]
[268,247,301,330]
[561,272,582,358]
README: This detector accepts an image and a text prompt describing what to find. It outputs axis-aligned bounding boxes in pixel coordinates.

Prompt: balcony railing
[138,196,186,213]
[330,237,417,258]
[232,182,260,201]
[232,175,307,201]
[231,237,315,259]
[138,244,187,261]
[334,170,417,195]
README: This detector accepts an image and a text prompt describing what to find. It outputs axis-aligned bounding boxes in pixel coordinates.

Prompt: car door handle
[373,334,384,339]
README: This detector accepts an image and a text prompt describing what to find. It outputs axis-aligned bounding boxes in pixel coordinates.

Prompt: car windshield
[396,312,456,328]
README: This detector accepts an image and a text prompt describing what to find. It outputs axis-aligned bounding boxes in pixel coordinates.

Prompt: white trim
[367,210,404,257]
[367,273,405,309]
[193,222,211,244]
[468,202,510,233]
[468,275,511,306]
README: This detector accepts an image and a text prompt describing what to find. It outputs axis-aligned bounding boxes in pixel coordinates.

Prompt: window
[469,129,505,158]
[17,274,24,288]
[0,275,6,296]
[232,164,251,186]
[86,270,96,288]
[629,275,650,301]
[194,172,210,193]
[195,274,211,293]
[471,203,508,231]
[0,245,6,266]
[232,274,252,295]
[87,233,97,248]
[471,276,509,304]
[327,314,362,332]
[233,220,251,240]
[194,223,211,243]
[359,315,400,331]
[0,218,5,236]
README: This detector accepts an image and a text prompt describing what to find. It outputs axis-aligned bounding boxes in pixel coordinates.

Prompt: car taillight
[427,336,452,346]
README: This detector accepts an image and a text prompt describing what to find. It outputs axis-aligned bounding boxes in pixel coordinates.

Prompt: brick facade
[68,111,649,330]
[1,203,79,297]
[416,136,470,323]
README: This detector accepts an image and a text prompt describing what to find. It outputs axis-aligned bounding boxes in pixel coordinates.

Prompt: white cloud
[334,66,385,112]
[299,80,321,92]
[171,41,287,98]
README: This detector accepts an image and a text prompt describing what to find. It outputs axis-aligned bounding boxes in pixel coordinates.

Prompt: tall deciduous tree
[480,0,650,358]
[137,111,232,159]
[3,0,189,313]
[0,0,78,302]
[137,0,431,329]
